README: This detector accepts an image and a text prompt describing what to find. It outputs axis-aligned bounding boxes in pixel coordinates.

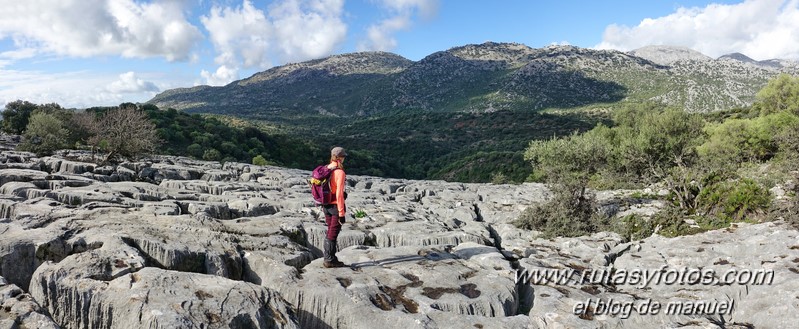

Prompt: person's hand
[338,215,346,225]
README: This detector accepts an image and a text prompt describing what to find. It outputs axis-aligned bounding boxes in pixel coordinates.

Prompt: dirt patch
[459,283,481,299]
[370,293,393,311]
[554,286,571,297]
[580,285,601,295]
[381,286,419,314]
[400,273,423,287]
[195,290,213,300]
[422,287,459,299]
[205,310,222,323]
[578,305,595,320]
[336,277,352,288]
[422,283,481,300]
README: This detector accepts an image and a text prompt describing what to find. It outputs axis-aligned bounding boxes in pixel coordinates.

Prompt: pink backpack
[309,165,336,205]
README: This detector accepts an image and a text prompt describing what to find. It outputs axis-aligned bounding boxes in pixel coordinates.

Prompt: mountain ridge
[149,42,799,116]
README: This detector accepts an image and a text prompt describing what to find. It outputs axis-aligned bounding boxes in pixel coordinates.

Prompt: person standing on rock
[322,146,348,268]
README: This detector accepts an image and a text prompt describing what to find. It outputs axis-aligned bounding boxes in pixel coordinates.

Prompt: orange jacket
[328,162,346,217]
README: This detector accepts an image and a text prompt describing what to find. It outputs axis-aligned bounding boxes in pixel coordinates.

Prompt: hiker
[321,146,348,268]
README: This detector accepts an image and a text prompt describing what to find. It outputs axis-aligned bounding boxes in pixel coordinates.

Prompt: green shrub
[202,148,221,161]
[514,185,608,238]
[187,143,204,158]
[490,171,509,184]
[698,112,799,164]
[650,206,704,238]
[18,112,69,156]
[697,178,771,223]
[252,155,268,166]
[755,73,799,116]
[609,214,655,242]
[353,209,368,218]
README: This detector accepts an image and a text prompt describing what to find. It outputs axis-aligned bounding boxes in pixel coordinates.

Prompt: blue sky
[0,0,796,108]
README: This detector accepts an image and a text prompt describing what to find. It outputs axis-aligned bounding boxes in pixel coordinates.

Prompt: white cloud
[596,0,799,60]
[200,65,239,86]
[357,0,438,52]
[0,69,180,109]
[107,71,160,93]
[0,0,202,61]
[200,0,347,85]
[0,47,38,60]
[269,0,348,61]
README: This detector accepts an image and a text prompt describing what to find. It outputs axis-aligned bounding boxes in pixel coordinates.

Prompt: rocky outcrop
[1,150,797,328]
[0,275,59,329]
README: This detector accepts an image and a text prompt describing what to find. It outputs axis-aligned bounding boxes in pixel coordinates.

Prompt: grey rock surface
[0,275,60,329]
[0,150,797,328]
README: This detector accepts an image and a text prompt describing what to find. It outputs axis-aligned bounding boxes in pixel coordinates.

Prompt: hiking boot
[323,260,347,268]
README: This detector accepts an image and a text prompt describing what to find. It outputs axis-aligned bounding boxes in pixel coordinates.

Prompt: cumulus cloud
[596,0,799,60]
[200,0,347,85]
[357,0,439,52]
[200,65,239,86]
[0,68,183,109]
[107,71,160,94]
[0,0,202,61]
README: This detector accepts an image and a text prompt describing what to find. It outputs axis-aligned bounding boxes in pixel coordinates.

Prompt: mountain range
[149,42,799,117]
[147,42,799,182]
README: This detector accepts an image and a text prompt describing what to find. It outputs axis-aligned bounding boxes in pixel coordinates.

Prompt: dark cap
[331,146,347,157]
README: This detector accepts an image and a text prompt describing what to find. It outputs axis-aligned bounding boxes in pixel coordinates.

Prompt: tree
[187,143,204,158]
[18,112,69,156]
[203,148,221,161]
[698,111,799,164]
[2,100,38,134]
[755,74,799,116]
[518,128,612,237]
[608,108,705,181]
[88,104,161,163]
[252,155,268,166]
[525,126,612,197]
[67,111,98,148]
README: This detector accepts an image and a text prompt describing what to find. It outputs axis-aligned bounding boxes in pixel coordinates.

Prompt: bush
[252,155,268,166]
[514,185,608,238]
[697,178,772,223]
[18,112,69,156]
[353,209,368,218]
[490,171,509,184]
[609,214,656,242]
[187,143,204,158]
[755,73,799,116]
[698,112,799,164]
[649,206,704,238]
[203,148,221,161]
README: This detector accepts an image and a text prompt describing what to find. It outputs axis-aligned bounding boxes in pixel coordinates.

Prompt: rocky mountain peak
[239,51,413,86]
[628,45,712,65]
[445,42,537,65]
[718,52,756,63]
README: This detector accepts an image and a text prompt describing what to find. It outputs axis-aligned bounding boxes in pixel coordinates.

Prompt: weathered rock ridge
[1,149,797,328]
